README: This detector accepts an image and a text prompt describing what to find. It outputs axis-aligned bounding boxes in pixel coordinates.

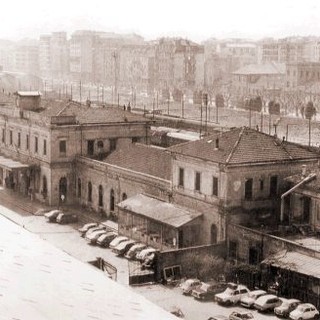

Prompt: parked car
[289,303,319,320]
[229,310,254,320]
[215,283,250,305]
[56,213,78,224]
[192,281,227,301]
[208,316,228,320]
[274,299,300,318]
[78,223,98,237]
[44,210,63,222]
[84,225,106,237]
[112,239,136,256]
[96,231,118,247]
[85,229,108,245]
[136,247,157,261]
[141,252,157,270]
[124,243,147,260]
[240,289,267,308]
[180,278,202,295]
[109,236,129,250]
[254,294,283,312]
[34,208,51,216]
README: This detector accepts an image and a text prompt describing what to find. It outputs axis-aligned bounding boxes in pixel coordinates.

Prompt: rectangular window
[17,132,21,148]
[212,176,218,196]
[245,178,253,200]
[229,241,238,259]
[270,175,278,197]
[2,129,4,143]
[59,140,66,154]
[195,171,201,192]
[178,167,184,187]
[110,138,117,152]
[87,140,94,156]
[26,134,29,150]
[43,139,47,156]
[9,130,12,145]
[34,137,38,153]
[260,179,264,191]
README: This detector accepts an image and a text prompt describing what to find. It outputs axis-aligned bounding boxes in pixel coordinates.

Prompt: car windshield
[243,313,254,319]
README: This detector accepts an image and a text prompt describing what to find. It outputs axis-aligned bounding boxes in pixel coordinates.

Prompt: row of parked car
[180,279,319,320]
[41,209,79,224]
[78,222,157,268]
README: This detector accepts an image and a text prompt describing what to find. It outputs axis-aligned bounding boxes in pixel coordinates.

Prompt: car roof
[256,294,278,301]
[299,303,316,308]
[250,289,266,295]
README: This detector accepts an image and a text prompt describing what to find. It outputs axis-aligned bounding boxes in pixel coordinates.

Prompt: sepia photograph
[1,0,320,319]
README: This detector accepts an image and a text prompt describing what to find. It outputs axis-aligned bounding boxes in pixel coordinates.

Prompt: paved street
[0,187,280,320]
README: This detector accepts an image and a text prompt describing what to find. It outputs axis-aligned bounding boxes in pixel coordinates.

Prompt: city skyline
[2,0,320,42]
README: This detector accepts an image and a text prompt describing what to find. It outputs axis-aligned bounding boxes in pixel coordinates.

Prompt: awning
[117,194,202,228]
[0,155,29,170]
[262,251,320,278]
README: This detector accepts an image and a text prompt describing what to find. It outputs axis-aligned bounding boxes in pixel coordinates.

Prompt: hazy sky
[2,0,320,41]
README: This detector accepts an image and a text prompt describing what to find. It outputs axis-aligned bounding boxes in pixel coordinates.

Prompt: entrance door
[59,177,67,202]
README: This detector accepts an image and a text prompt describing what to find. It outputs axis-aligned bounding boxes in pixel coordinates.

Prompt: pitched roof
[40,100,149,124]
[118,194,202,228]
[168,127,320,166]
[105,143,171,180]
[233,62,286,75]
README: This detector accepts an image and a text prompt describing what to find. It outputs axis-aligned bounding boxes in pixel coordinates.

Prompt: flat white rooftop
[0,214,175,320]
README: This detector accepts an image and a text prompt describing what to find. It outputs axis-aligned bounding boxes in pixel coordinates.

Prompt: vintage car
[240,289,267,308]
[289,303,319,320]
[109,236,129,250]
[229,310,254,320]
[274,298,300,318]
[96,231,118,247]
[215,283,250,305]
[44,210,63,222]
[254,294,283,312]
[124,243,147,260]
[112,239,136,256]
[192,282,227,301]
[56,213,78,224]
[180,278,202,295]
[78,223,98,237]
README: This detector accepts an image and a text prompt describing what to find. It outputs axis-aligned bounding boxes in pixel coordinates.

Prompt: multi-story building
[39,35,51,78]
[119,44,155,92]
[285,62,320,88]
[0,92,151,206]
[154,38,204,91]
[69,30,96,82]
[13,44,39,76]
[232,62,286,98]
[50,32,69,79]
[258,38,305,64]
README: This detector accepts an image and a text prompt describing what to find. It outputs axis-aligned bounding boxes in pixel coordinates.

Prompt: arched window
[110,189,115,211]
[59,177,67,201]
[122,193,127,201]
[77,178,81,198]
[98,185,103,207]
[88,182,92,202]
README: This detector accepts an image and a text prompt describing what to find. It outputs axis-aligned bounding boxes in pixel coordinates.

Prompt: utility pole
[79,80,82,104]
[181,92,184,118]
